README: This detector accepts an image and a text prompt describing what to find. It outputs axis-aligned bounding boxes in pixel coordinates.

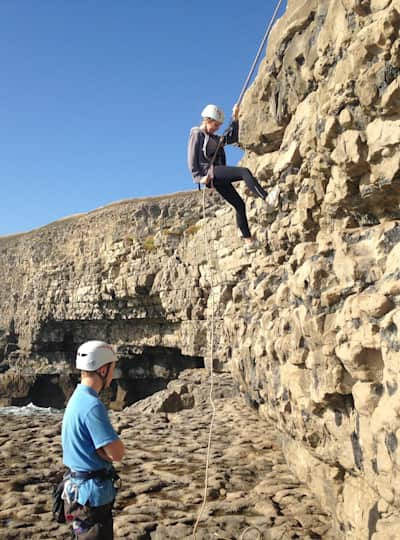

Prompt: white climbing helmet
[76,340,117,371]
[201,104,224,123]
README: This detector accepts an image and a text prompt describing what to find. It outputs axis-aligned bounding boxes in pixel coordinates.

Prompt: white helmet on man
[201,104,224,123]
[76,340,117,371]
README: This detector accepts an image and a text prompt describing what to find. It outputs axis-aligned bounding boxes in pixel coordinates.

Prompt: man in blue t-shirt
[62,340,125,539]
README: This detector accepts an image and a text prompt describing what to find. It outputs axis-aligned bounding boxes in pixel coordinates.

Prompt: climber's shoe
[243,240,261,255]
[264,186,280,213]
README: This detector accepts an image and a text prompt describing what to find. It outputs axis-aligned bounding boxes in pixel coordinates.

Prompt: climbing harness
[68,466,120,484]
[193,1,285,537]
[197,128,228,191]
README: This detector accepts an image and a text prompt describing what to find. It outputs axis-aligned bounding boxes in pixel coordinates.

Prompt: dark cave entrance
[10,373,78,409]
[111,345,205,408]
[28,375,69,409]
[8,346,204,410]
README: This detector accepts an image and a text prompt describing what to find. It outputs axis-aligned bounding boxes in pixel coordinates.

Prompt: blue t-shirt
[62,384,119,506]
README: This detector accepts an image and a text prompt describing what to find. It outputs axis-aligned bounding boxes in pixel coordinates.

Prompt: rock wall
[236,1,400,538]
[2,0,400,537]
[0,193,211,406]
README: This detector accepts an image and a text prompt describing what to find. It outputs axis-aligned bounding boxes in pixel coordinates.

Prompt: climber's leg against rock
[213,175,252,239]
[213,165,267,199]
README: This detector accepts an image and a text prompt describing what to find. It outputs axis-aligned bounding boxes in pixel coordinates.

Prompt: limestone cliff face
[2,0,400,537]
[0,193,214,406]
[237,1,400,538]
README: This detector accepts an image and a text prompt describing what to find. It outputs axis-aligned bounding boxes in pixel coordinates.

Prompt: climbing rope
[237,0,285,106]
[192,189,218,539]
[199,0,285,187]
[193,1,285,537]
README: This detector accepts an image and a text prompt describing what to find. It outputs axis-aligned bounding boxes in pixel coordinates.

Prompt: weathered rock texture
[2,0,400,537]
[0,370,334,539]
[235,1,400,538]
[0,193,210,408]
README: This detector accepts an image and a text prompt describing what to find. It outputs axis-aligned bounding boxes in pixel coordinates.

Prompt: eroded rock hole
[3,346,204,411]
[113,346,204,409]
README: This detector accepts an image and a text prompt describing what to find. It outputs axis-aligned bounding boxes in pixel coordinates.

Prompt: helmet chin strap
[95,364,111,393]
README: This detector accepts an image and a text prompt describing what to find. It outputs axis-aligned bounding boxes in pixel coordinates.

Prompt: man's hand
[97,439,125,462]
[97,447,113,463]
[232,104,240,121]
[199,175,209,185]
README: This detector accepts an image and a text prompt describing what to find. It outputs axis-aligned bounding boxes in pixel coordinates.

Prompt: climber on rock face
[187,103,279,253]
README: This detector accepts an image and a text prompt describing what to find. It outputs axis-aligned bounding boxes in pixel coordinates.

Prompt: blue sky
[0,0,287,236]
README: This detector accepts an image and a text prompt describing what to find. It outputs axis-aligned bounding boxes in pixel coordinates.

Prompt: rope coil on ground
[239,526,262,540]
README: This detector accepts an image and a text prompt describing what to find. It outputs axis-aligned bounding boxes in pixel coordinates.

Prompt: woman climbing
[187,103,279,253]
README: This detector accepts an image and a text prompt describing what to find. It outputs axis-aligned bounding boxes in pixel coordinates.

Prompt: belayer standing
[61,340,125,539]
[187,103,279,253]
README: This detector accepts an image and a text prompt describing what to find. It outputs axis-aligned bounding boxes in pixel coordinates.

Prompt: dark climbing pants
[65,500,114,540]
[213,166,267,239]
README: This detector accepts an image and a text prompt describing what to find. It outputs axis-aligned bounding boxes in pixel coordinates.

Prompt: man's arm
[86,402,125,463]
[97,438,125,462]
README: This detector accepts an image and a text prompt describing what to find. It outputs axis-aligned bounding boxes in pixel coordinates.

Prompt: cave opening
[111,345,205,409]
[7,345,204,411]
[27,375,70,409]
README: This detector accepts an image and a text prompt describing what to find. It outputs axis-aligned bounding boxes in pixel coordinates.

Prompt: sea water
[0,402,62,416]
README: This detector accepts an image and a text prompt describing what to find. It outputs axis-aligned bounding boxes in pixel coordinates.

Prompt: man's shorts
[65,500,114,540]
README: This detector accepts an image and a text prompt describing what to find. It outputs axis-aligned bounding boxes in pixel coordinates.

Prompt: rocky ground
[0,370,334,540]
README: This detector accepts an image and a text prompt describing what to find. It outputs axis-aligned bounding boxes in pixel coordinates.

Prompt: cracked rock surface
[0,370,333,539]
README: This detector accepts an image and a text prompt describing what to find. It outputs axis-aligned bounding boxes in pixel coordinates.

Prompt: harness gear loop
[96,363,111,393]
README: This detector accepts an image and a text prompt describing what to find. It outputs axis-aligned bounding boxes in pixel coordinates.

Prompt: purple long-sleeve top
[187,120,239,183]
